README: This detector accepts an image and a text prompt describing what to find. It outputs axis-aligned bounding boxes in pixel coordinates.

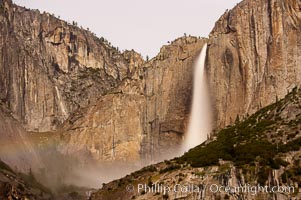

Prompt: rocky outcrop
[58,37,207,164]
[0,162,52,200]
[0,0,143,132]
[207,0,301,129]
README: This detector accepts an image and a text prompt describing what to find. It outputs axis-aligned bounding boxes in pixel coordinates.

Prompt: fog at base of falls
[182,43,212,153]
[14,44,212,193]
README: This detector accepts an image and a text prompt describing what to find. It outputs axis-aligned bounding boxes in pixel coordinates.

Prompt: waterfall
[183,43,211,152]
[55,86,68,120]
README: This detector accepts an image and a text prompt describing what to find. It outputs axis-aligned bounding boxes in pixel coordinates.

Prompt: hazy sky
[14,0,241,58]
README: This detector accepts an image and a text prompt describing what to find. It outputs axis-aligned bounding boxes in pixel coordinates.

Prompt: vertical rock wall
[0,0,143,132]
[207,0,301,128]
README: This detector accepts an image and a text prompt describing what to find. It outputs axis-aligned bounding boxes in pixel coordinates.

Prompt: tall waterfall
[183,43,211,152]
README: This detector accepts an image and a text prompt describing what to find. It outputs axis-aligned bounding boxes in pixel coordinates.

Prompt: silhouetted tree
[235,115,240,124]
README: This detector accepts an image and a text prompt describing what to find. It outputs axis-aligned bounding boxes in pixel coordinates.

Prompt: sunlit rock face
[141,37,208,162]
[0,0,208,168]
[0,0,143,132]
[59,37,208,165]
[59,94,146,164]
[207,0,301,129]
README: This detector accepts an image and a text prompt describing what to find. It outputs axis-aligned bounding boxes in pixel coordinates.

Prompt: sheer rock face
[0,0,143,132]
[141,37,207,162]
[58,37,207,164]
[0,0,207,165]
[207,0,301,129]
[59,94,146,164]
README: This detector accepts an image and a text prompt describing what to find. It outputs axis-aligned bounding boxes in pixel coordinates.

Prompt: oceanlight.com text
[126,183,295,196]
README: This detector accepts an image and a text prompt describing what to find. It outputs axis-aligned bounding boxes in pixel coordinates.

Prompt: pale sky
[13,0,241,58]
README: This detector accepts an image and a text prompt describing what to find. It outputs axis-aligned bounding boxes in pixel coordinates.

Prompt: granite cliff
[0,0,143,132]
[0,0,206,167]
[0,0,301,197]
[207,0,301,129]
[58,37,207,165]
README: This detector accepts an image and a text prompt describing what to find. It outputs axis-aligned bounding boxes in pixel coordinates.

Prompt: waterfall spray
[183,44,211,152]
